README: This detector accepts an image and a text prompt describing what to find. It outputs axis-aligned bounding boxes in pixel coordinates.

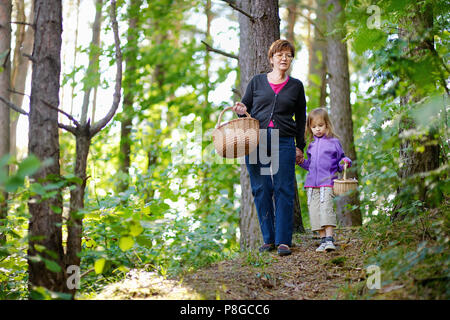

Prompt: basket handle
[216,106,251,128]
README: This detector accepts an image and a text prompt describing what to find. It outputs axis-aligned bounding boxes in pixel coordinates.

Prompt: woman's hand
[232,102,247,115]
[296,148,304,165]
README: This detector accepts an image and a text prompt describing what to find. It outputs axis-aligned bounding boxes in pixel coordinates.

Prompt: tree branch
[0,95,28,115]
[40,99,81,127]
[8,88,30,98]
[58,123,78,135]
[10,21,34,28]
[232,88,241,99]
[221,0,254,22]
[201,40,238,60]
[22,53,36,63]
[89,0,122,138]
[293,9,325,38]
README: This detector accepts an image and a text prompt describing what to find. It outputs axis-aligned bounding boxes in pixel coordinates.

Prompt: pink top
[268,76,289,127]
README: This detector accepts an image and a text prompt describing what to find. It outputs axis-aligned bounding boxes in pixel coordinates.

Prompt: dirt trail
[93,227,366,300]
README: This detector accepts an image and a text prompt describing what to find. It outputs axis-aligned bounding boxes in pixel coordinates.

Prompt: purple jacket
[299,135,352,187]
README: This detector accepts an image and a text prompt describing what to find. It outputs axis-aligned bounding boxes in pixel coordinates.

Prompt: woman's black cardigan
[240,73,307,151]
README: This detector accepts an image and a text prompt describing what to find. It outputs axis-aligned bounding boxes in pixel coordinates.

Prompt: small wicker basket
[212,106,259,158]
[333,162,358,196]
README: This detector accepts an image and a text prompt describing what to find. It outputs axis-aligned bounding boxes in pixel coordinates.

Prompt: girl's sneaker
[315,237,327,252]
[315,242,327,252]
[324,241,336,251]
[324,236,336,251]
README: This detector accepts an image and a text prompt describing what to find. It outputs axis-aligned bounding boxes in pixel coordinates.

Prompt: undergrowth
[339,199,449,299]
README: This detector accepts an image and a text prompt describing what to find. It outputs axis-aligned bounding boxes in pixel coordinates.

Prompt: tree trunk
[118,0,141,192]
[392,3,440,220]
[65,134,90,294]
[285,0,297,47]
[0,0,11,244]
[237,0,280,250]
[199,0,213,208]
[308,0,327,108]
[284,0,305,233]
[325,0,361,227]
[10,0,33,166]
[27,0,66,294]
[70,0,80,117]
[293,177,305,233]
[80,0,102,125]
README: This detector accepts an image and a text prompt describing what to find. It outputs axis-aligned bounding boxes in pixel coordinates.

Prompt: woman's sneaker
[259,243,275,253]
[277,244,292,256]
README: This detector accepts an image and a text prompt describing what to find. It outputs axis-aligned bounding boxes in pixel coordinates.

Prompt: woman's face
[270,49,293,72]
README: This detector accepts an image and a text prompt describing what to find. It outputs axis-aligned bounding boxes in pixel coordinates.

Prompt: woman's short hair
[267,39,295,61]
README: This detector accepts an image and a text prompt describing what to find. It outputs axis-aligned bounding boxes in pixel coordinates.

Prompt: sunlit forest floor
[91,228,371,300]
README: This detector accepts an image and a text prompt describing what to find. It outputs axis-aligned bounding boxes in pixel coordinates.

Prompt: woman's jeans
[245,128,296,247]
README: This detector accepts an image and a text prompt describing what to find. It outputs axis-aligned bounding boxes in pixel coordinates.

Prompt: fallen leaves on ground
[92,227,367,300]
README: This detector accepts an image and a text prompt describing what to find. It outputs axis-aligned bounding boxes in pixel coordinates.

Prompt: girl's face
[310,117,327,138]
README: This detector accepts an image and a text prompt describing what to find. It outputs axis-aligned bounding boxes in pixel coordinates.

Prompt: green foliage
[0,156,39,299]
[2,0,448,301]
[349,202,449,299]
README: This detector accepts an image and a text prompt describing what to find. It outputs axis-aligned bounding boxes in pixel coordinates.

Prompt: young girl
[298,108,352,252]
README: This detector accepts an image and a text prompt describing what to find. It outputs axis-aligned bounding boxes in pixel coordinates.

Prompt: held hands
[232,102,247,115]
[296,148,304,165]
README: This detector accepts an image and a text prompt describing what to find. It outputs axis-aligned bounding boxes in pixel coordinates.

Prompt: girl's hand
[232,102,247,115]
[296,148,304,165]
[339,157,352,167]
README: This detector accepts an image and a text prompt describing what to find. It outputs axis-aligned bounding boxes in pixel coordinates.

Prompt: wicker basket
[333,162,358,196]
[212,106,259,158]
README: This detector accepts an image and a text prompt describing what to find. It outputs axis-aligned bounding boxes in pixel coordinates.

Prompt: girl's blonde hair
[305,108,339,141]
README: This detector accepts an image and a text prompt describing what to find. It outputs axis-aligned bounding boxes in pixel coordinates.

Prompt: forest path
[93,227,366,300]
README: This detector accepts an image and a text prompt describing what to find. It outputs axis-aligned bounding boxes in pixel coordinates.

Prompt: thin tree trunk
[237,0,280,250]
[285,0,297,47]
[10,0,33,166]
[65,134,89,291]
[308,0,327,108]
[284,0,305,233]
[63,0,123,298]
[70,0,80,117]
[27,0,66,294]
[326,0,361,227]
[118,0,141,192]
[199,0,213,207]
[80,0,102,125]
[0,0,12,243]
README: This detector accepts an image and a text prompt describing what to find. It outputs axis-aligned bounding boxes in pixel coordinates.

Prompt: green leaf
[5,176,24,193]
[94,258,106,274]
[17,155,41,178]
[129,222,144,237]
[42,258,62,273]
[30,183,47,196]
[34,244,46,252]
[63,174,83,185]
[51,205,62,214]
[119,236,134,251]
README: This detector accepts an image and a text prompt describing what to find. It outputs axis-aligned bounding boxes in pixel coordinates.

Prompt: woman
[232,39,306,256]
